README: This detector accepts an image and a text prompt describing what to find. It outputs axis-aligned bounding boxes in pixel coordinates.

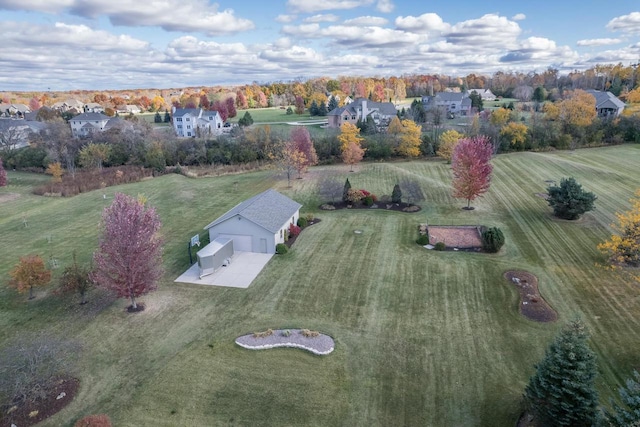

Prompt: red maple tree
[91,193,163,310]
[0,157,7,187]
[451,135,493,209]
[290,127,318,169]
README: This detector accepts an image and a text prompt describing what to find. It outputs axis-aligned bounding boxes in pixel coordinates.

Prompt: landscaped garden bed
[235,329,335,355]
[504,271,557,323]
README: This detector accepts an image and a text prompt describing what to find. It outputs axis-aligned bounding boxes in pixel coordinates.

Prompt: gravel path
[235,329,335,355]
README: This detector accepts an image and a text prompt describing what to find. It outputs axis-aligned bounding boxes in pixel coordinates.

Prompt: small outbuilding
[204,189,302,254]
[197,237,234,278]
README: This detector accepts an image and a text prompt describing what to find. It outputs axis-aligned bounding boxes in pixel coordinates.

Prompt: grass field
[1,146,640,426]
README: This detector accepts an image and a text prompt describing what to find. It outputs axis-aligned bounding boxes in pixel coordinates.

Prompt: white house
[69,112,121,137]
[172,107,224,137]
[0,119,45,150]
[467,88,496,100]
[204,189,302,254]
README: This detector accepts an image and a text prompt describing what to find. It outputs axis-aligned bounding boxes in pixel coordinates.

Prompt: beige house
[327,98,397,128]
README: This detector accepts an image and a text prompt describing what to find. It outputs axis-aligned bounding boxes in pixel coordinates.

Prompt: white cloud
[0,0,255,36]
[286,0,373,13]
[376,0,394,13]
[275,14,297,23]
[343,16,388,26]
[511,13,526,21]
[606,12,640,34]
[321,25,422,48]
[577,38,622,47]
[304,14,340,23]
[395,13,450,34]
[281,23,321,37]
[446,14,521,48]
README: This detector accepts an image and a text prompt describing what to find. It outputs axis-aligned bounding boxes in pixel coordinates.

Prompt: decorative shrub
[281,329,291,337]
[416,235,429,245]
[482,227,505,253]
[305,213,315,222]
[276,243,288,254]
[434,242,446,251]
[289,223,301,237]
[363,195,374,206]
[297,217,308,228]
[392,184,402,203]
[342,178,351,202]
[301,329,320,338]
[253,329,274,338]
[402,205,420,212]
[346,188,366,204]
[320,204,335,210]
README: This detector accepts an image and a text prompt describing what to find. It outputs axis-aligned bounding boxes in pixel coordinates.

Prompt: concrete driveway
[174,251,273,288]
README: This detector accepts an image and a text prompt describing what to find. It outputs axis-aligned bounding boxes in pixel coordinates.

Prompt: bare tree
[0,123,30,152]
[318,177,344,203]
[400,179,425,205]
[39,120,80,177]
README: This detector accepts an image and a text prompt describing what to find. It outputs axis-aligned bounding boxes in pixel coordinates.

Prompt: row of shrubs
[33,166,153,197]
[416,226,505,253]
[276,213,316,254]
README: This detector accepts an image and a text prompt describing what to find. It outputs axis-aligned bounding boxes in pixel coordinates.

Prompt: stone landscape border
[235,329,335,356]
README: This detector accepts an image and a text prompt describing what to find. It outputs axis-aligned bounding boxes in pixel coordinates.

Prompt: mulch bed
[126,303,145,313]
[320,201,421,213]
[504,271,557,322]
[0,377,79,427]
[284,218,321,249]
[235,329,335,355]
[427,225,483,250]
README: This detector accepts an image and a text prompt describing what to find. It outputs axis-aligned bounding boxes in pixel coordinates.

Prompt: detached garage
[204,189,302,254]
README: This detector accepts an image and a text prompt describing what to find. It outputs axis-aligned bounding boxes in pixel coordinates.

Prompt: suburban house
[51,99,84,114]
[171,107,224,137]
[467,88,496,100]
[204,189,302,254]
[69,112,122,137]
[422,92,473,116]
[0,103,31,118]
[116,105,142,115]
[0,119,46,149]
[327,98,397,128]
[586,90,625,118]
[83,103,105,113]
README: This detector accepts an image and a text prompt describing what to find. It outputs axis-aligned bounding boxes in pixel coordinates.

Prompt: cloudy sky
[1,0,639,91]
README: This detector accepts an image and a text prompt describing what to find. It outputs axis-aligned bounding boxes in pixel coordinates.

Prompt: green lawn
[230,107,316,124]
[1,146,640,426]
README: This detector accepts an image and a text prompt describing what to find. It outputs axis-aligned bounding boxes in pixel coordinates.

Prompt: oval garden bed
[235,329,335,355]
[504,271,557,323]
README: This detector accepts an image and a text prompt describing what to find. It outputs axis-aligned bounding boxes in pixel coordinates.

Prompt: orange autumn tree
[9,255,52,300]
[598,189,640,285]
[45,162,64,183]
[339,123,365,171]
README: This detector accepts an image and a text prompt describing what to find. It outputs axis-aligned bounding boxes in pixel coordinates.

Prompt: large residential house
[0,119,45,150]
[422,92,472,116]
[0,103,31,118]
[69,112,122,137]
[585,90,625,118]
[467,88,497,100]
[51,99,85,114]
[83,103,105,113]
[327,98,397,128]
[171,107,224,137]
[116,105,142,115]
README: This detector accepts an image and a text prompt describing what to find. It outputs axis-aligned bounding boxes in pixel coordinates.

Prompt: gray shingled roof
[72,112,110,121]
[204,189,302,234]
[327,98,397,117]
[585,90,625,109]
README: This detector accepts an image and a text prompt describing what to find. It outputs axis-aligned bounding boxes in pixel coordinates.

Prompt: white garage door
[217,234,252,252]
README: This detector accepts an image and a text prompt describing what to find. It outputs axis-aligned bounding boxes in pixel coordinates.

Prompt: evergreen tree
[533,86,547,103]
[318,102,328,116]
[392,184,402,203]
[154,111,162,123]
[309,100,319,116]
[238,111,254,127]
[606,370,640,427]
[469,91,484,111]
[163,110,171,123]
[328,97,339,112]
[342,178,351,203]
[547,177,597,220]
[524,319,600,427]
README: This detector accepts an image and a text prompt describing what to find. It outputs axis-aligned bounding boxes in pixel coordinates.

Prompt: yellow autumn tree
[9,255,51,300]
[598,189,640,286]
[626,87,640,104]
[500,122,529,150]
[45,162,64,183]
[558,90,597,129]
[338,122,364,151]
[437,129,464,163]
[543,102,560,121]
[397,119,422,157]
[490,108,511,127]
[387,116,403,150]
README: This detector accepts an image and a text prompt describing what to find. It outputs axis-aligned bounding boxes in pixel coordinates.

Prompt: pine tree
[328,96,338,112]
[392,184,402,203]
[343,178,351,203]
[163,110,171,123]
[524,319,600,427]
[606,370,640,427]
[547,177,597,220]
[309,100,319,116]
[154,111,162,123]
